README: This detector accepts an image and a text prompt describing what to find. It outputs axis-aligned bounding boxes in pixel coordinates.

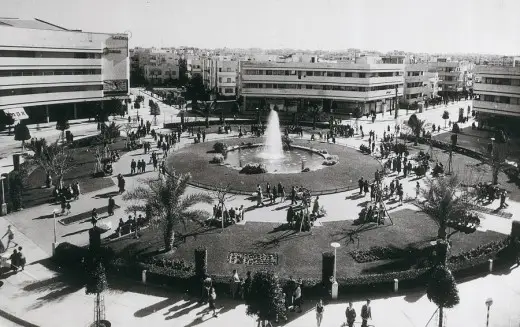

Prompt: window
[0,84,103,97]
[359,73,366,78]
[219,88,223,93]
[218,77,222,83]
[333,72,341,77]
[225,88,234,93]
[227,68,231,72]
[226,78,231,83]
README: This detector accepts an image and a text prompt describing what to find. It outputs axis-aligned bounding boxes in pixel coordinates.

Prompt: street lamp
[0,176,6,216]
[52,208,60,255]
[330,242,340,300]
[485,298,493,327]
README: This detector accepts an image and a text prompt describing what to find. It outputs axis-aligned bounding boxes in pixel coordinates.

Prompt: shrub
[452,123,460,133]
[213,142,227,155]
[322,160,337,166]
[359,144,371,154]
[240,163,267,174]
[322,252,335,284]
[414,165,427,177]
[350,246,404,263]
[448,238,509,265]
[210,154,224,164]
[194,246,207,280]
[53,242,88,270]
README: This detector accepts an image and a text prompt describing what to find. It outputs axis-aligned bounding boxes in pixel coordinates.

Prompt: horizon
[3,0,520,56]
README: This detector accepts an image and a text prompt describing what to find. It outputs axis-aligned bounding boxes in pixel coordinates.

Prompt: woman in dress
[315,299,324,327]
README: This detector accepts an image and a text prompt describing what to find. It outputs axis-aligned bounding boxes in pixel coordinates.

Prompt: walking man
[415,181,420,199]
[2,225,15,249]
[346,302,357,327]
[361,299,372,327]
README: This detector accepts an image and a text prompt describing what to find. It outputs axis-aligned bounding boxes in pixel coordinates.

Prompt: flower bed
[227,252,278,266]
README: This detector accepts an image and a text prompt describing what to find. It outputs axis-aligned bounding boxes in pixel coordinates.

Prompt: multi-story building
[473,65,520,126]
[403,63,430,103]
[425,72,440,98]
[428,58,471,95]
[239,56,404,115]
[0,18,129,123]
[206,57,239,98]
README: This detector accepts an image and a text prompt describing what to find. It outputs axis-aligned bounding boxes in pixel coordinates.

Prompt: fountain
[258,109,284,160]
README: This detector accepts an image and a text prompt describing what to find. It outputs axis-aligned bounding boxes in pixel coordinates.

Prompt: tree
[55,115,70,141]
[122,123,134,149]
[104,98,124,119]
[210,184,236,231]
[178,58,189,85]
[185,74,206,104]
[308,103,323,130]
[426,265,460,327]
[85,259,108,327]
[0,111,15,135]
[122,170,213,251]
[408,114,426,145]
[489,130,509,185]
[442,110,450,128]
[134,101,141,109]
[24,140,76,188]
[14,123,31,152]
[420,175,479,240]
[149,101,161,125]
[246,270,286,325]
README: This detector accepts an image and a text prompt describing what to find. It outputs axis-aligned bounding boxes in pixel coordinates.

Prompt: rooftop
[0,18,68,31]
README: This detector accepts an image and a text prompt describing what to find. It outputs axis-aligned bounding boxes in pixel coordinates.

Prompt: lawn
[105,208,506,280]
[19,137,128,208]
[168,137,381,194]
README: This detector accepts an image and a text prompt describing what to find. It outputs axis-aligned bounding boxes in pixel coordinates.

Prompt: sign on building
[2,108,29,121]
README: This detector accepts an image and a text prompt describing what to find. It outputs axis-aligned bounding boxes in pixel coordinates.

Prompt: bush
[240,163,267,174]
[452,123,460,133]
[448,238,509,265]
[194,247,207,280]
[210,154,224,164]
[322,252,334,284]
[213,142,227,155]
[350,246,404,263]
[52,242,88,270]
[414,165,427,177]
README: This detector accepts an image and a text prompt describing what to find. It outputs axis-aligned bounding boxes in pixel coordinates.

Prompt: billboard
[102,34,129,97]
[104,80,128,93]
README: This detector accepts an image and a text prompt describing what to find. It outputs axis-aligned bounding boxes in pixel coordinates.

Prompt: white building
[239,57,404,115]
[0,18,129,122]
[205,57,239,98]
[428,58,471,95]
[403,63,430,103]
[473,65,520,125]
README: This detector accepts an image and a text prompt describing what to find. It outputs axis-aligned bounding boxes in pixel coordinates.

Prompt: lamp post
[52,208,59,255]
[485,298,493,327]
[330,242,340,299]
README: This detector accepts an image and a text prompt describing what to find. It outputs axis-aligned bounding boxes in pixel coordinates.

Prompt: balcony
[473,100,520,117]
[0,57,102,67]
[0,90,104,108]
[241,87,403,101]
[405,86,426,95]
[241,74,403,85]
[0,74,102,88]
[473,83,520,96]
[405,75,427,83]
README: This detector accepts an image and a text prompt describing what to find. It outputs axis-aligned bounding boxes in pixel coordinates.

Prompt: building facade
[0,18,129,122]
[473,65,520,126]
[239,59,404,115]
[205,57,239,98]
[428,59,471,95]
[403,63,430,103]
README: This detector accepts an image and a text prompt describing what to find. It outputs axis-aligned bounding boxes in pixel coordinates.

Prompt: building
[205,57,239,99]
[141,49,179,84]
[473,65,520,126]
[239,56,404,115]
[0,18,129,123]
[403,63,430,104]
[428,58,471,95]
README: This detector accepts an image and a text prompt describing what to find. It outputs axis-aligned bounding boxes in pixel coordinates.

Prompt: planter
[89,320,111,327]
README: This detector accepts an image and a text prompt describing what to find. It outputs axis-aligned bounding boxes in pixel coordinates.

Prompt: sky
[3,0,520,55]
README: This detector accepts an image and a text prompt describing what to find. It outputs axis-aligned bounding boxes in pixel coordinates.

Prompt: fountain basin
[225,144,327,174]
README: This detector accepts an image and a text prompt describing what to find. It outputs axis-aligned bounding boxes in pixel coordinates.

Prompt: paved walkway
[1,96,520,326]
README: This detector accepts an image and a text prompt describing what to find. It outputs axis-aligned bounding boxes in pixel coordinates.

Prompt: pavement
[0,94,519,326]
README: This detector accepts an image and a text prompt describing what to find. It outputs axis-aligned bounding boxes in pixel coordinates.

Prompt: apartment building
[428,58,471,95]
[0,18,129,123]
[403,63,429,103]
[473,65,520,126]
[205,57,239,98]
[239,57,404,115]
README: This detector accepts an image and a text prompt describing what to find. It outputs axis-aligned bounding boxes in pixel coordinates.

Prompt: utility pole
[394,84,399,119]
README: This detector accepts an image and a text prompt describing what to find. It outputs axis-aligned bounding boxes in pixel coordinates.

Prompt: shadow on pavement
[21,274,84,310]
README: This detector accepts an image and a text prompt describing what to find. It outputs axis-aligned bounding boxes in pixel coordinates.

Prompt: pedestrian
[242,271,252,301]
[91,208,98,226]
[2,225,15,249]
[346,302,356,327]
[291,186,297,205]
[118,174,126,194]
[360,299,372,327]
[66,201,71,215]
[9,249,19,272]
[130,159,136,175]
[17,246,26,271]
[208,286,218,317]
[230,269,241,299]
[358,177,364,195]
[108,196,116,216]
[415,181,420,199]
[293,282,303,313]
[316,299,324,327]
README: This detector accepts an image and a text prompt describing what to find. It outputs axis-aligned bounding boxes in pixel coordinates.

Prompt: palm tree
[122,170,213,251]
[408,114,426,145]
[420,175,477,240]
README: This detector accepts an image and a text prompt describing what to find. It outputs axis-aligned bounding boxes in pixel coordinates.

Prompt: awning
[2,108,29,121]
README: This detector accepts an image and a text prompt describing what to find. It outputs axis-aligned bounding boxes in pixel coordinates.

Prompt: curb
[0,307,39,327]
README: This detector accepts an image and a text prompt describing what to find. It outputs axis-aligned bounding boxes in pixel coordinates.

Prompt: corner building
[239,58,404,115]
[0,18,129,123]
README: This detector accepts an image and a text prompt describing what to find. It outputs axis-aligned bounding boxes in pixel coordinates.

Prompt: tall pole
[394,84,399,119]
[53,211,57,244]
[333,247,337,280]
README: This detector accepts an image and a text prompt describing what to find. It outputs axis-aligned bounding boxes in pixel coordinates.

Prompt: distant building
[473,65,520,126]
[205,57,239,98]
[0,18,129,123]
[428,58,471,95]
[403,63,430,104]
[239,56,404,115]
